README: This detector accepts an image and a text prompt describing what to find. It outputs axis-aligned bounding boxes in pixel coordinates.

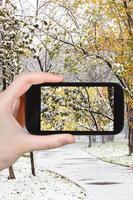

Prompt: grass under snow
[83,141,133,168]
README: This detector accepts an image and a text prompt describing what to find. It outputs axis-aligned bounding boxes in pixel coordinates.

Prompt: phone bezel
[25,82,124,135]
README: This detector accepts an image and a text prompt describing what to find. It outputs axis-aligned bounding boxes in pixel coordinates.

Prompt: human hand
[0,72,75,171]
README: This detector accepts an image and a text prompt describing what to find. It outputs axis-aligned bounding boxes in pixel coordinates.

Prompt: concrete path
[36,139,133,200]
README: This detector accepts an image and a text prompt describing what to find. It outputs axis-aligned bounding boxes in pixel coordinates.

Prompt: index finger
[2,72,64,104]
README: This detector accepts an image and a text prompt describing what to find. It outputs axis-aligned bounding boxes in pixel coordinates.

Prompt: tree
[0,0,54,177]
[41,86,114,132]
[1,0,132,179]
[0,1,34,178]
[30,0,132,153]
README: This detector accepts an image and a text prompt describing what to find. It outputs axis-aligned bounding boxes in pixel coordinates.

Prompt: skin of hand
[0,72,75,171]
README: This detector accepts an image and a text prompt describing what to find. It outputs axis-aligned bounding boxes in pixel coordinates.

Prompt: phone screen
[40,86,114,132]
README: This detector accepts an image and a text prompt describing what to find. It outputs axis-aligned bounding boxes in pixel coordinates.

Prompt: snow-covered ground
[0,157,87,200]
[83,141,133,167]
[36,141,133,200]
[1,140,133,200]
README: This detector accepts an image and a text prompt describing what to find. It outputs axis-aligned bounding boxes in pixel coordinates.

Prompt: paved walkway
[36,140,133,200]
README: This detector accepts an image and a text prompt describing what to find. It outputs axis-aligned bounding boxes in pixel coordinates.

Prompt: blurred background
[0,0,133,167]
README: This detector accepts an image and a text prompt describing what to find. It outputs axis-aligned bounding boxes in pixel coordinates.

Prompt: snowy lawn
[0,157,87,200]
[83,141,133,168]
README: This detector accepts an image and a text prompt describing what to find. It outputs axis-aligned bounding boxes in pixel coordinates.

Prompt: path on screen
[36,138,133,200]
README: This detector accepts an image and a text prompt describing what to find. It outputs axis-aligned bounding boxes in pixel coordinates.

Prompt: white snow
[83,141,133,167]
[0,157,86,200]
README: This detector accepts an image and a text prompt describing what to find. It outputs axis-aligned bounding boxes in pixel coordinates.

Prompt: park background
[0,0,133,200]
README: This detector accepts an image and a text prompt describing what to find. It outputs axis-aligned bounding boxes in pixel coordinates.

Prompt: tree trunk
[30,152,36,176]
[107,86,115,142]
[122,0,133,155]
[102,136,105,144]
[8,166,16,179]
[88,136,92,147]
[127,103,133,155]
[29,54,44,176]
[30,53,49,175]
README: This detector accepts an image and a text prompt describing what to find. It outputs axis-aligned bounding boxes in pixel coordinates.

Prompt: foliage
[0,2,34,86]
[41,86,114,132]
[0,0,132,153]
[30,0,133,153]
[28,0,132,97]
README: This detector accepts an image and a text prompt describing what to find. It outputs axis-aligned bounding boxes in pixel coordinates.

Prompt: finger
[2,72,64,104]
[25,134,75,152]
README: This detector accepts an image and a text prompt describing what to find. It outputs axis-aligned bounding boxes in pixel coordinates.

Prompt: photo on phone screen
[40,86,114,132]
[25,82,124,135]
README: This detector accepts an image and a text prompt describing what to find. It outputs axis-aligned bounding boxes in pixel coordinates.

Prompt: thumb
[25,134,75,152]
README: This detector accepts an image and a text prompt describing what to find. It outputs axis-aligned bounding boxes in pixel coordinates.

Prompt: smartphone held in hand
[25,82,124,135]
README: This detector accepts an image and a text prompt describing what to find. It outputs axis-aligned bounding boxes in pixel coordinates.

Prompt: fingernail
[63,136,75,145]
